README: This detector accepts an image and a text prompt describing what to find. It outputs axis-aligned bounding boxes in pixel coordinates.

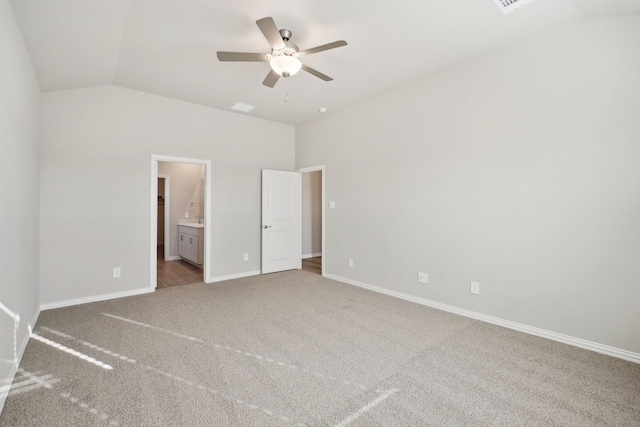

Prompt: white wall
[39,85,294,306]
[0,0,41,411]
[158,162,204,259]
[296,16,640,355]
[301,170,322,257]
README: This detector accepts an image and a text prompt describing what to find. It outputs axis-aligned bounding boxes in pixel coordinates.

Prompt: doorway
[299,166,325,276]
[150,155,212,290]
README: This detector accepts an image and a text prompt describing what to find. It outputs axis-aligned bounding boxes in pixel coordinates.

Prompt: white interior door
[261,169,302,274]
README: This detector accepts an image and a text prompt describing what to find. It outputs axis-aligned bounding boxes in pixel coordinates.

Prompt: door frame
[297,165,325,277]
[150,155,212,289]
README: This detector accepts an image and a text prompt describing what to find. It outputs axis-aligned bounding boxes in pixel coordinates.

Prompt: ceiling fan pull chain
[283,77,289,104]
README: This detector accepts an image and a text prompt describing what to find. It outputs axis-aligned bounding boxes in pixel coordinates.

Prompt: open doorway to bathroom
[299,166,325,276]
[150,155,211,290]
[156,162,205,287]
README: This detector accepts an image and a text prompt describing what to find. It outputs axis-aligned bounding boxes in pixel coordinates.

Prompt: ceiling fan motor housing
[279,29,292,41]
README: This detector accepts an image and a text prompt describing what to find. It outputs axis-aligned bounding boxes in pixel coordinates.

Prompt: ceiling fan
[217,17,347,88]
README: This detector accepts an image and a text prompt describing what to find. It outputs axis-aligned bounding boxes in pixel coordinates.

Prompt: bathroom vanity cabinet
[178,224,204,267]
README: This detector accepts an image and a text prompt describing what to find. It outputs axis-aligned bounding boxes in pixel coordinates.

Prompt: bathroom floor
[302,256,322,275]
[157,245,203,288]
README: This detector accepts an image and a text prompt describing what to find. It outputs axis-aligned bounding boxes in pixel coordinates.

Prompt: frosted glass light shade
[270,55,302,77]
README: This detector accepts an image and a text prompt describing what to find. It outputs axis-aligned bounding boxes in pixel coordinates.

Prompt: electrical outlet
[330,201,336,209]
[418,272,428,284]
[184,212,189,218]
[243,253,249,261]
[113,267,121,278]
[470,281,480,295]
[348,258,353,267]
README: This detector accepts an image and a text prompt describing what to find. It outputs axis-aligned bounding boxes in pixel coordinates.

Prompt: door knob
[263,225,272,229]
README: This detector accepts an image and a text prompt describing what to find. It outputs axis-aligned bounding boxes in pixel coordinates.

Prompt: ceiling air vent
[230,102,256,113]
[493,0,536,14]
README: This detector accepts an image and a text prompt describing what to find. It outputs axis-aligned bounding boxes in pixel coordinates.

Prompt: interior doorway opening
[150,155,212,290]
[298,166,325,276]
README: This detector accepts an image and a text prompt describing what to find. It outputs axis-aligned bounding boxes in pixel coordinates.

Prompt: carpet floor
[1,270,639,426]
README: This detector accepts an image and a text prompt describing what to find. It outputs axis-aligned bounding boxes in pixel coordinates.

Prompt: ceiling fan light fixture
[270,55,302,77]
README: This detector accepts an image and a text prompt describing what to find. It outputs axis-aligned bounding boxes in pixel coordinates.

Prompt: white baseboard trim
[28,307,40,338]
[324,273,640,364]
[207,270,261,283]
[40,288,154,311]
[165,255,181,261]
[302,253,322,259]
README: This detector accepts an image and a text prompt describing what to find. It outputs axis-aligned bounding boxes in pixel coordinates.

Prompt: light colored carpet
[1,269,639,426]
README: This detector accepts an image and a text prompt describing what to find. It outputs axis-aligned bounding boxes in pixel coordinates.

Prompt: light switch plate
[329,201,336,209]
[471,281,480,295]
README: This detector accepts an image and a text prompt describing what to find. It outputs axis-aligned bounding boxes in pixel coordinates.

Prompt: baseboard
[27,307,40,340]
[207,270,261,283]
[165,255,181,261]
[40,288,154,311]
[324,273,640,364]
[302,253,322,259]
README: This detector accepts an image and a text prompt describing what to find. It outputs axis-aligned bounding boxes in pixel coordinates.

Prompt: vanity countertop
[178,222,204,229]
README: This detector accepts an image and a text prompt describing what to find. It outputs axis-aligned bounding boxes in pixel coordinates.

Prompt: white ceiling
[10,0,640,125]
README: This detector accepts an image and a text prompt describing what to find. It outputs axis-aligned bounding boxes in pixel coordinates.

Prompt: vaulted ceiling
[10,0,640,124]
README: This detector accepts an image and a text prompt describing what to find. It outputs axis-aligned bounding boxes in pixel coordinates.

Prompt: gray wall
[296,16,640,354]
[0,0,41,411]
[39,85,294,305]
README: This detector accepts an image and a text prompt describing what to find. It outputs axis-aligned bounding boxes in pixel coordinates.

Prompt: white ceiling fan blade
[256,17,285,50]
[299,40,347,57]
[217,52,268,62]
[301,64,333,81]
